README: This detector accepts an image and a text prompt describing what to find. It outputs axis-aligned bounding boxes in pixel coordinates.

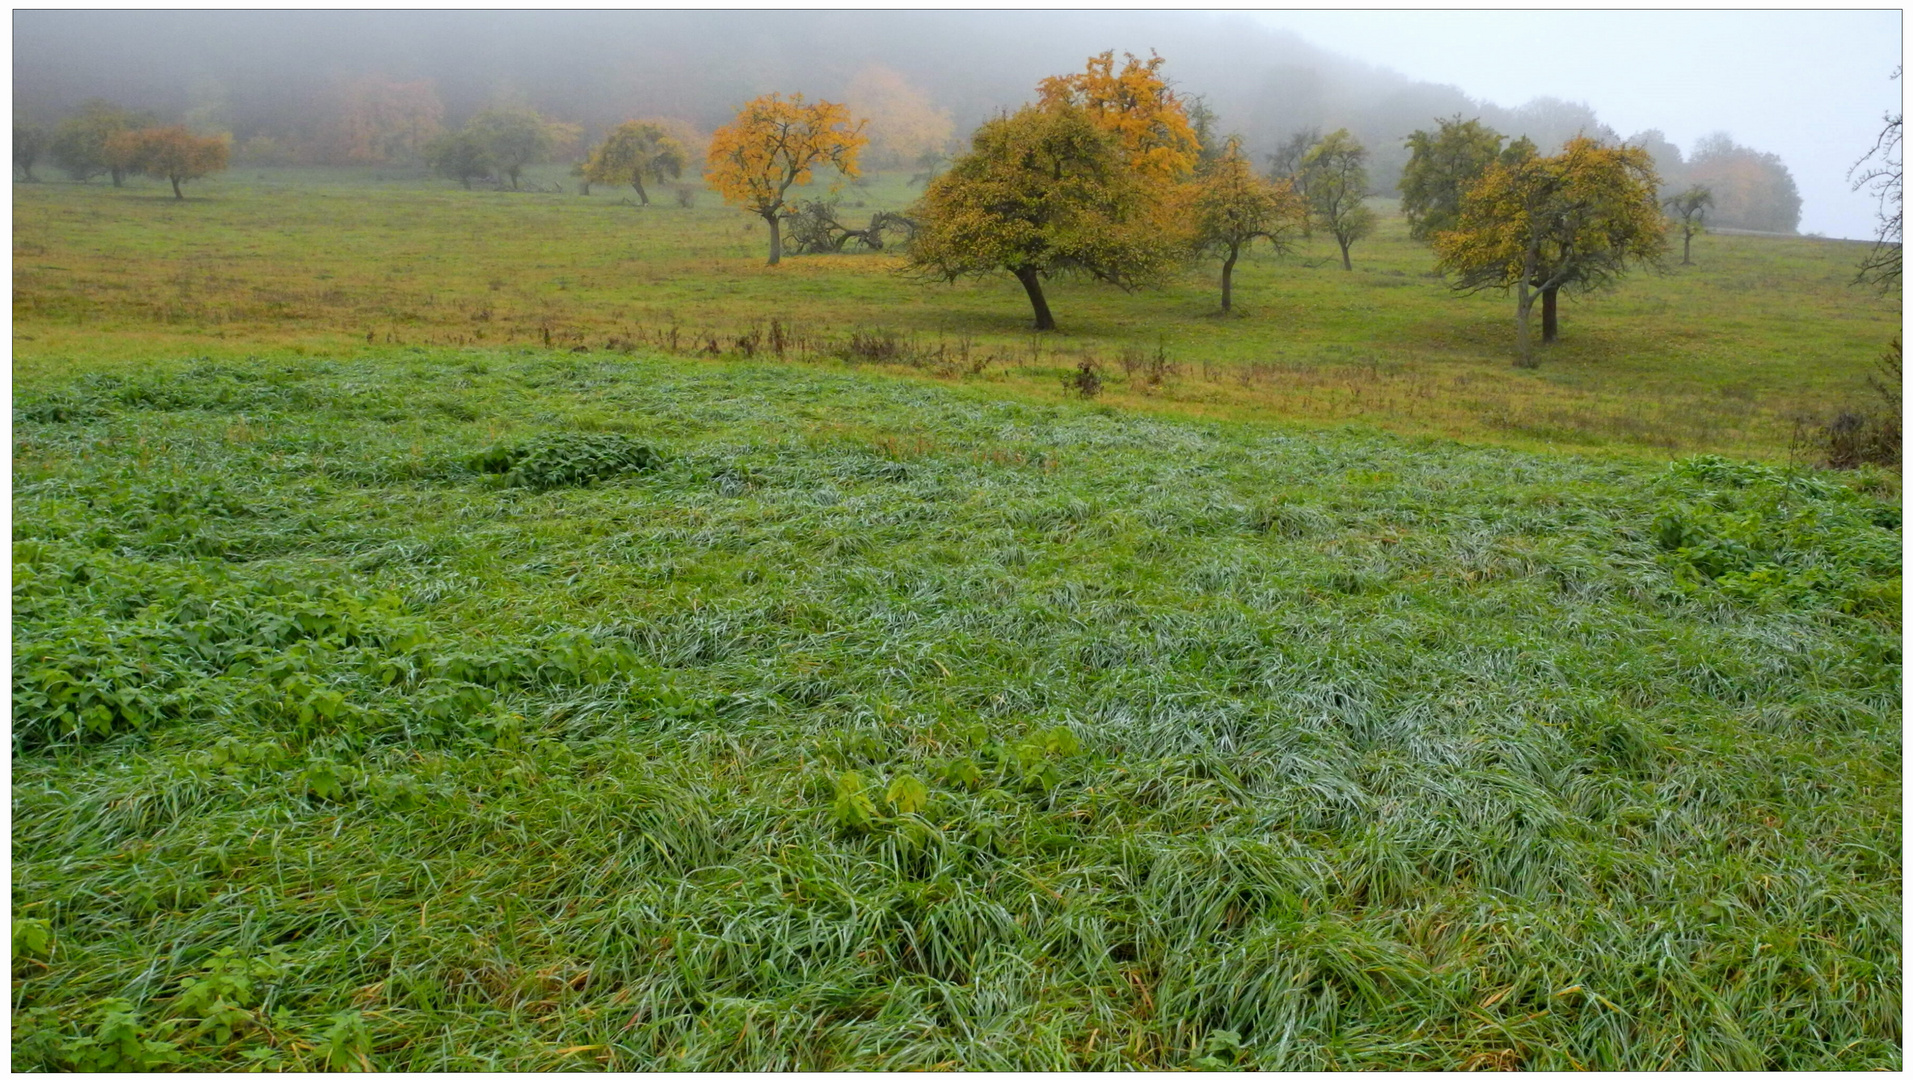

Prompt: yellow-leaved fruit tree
[1434,136,1666,365]
[705,93,866,265]
[908,51,1198,331]
[1190,137,1307,314]
[583,121,688,205]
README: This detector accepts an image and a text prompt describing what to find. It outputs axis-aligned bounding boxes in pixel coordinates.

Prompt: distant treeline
[13,10,1803,231]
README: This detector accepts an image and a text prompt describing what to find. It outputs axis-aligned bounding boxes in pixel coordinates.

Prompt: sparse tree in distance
[1037,50,1200,182]
[424,129,492,189]
[583,121,687,205]
[321,75,443,165]
[50,100,147,184]
[15,117,46,180]
[1299,128,1373,270]
[105,126,229,198]
[1685,132,1802,233]
[845,65,954,170]
[705,93,866,266]
[465,107,556,190]
[1664,184,1713,265]
[1265,126,1321,192]
[1434,136,1666,365]
[908,104,1181,331]
[1191,136,1306,313]
[1850,66,1902,294]
[1399,115,1506,241]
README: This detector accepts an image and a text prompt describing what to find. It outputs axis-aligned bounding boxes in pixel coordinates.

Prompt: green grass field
[12,165,1900,461]
[10,168,1903,1070]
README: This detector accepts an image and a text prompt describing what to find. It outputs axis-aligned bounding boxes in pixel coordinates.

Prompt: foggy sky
[12,9,1903,239]
[1256,10,1903,240]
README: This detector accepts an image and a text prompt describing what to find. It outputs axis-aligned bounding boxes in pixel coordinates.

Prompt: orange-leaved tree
[1434,136,1665,365]
[706,93,866,265]
[583,121,687,205]
[1191,137,1307,313]
[105,126,230,199]
[1037,50,1200,182]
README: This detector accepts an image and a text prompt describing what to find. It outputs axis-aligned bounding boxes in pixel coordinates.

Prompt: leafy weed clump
[473,431,662,489]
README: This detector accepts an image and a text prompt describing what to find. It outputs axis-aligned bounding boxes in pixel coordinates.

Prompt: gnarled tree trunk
[1014,266,1056,331]
[764,211,784,266]
[1541,285,1559,343]
[631,175,649,205]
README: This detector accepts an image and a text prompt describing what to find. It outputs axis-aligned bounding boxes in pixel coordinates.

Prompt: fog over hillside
[13,9,1892,235]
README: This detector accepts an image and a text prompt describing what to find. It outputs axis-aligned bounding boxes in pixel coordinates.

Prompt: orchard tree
[466,108,556,190]
[49,100,147,184]
[1850,67,1902,294]
[706,93,866,266]
[1037,49,1200,181]
[105,126,229,198]
[424,129,492,188]
[1191,137,1306,313]
[14,117,46,181]
[583,121,687,204]
[1400,116,1506,241]
[907,104,1181,331]
[1265,126,1321,193]
[1663,184,1713,265]
[1299,129,1374,270]
[1434,136,1666,365]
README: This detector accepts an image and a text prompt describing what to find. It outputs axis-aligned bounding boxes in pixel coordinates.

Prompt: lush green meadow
[10,166,1902,1070]
[10,345,1901,1069]
[12,165,1899,461]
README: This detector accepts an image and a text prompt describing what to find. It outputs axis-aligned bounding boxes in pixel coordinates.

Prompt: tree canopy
[465,107,556,190]
[104,125,229,199]
[583,121,687,205]
[49,99,148,185]
[424,129,493,189]
[1399,116,1505,242]
[1037,50,1199,182]
[1434,136,1666,364]
[1190,136,1306,313]
[705,92,866,266]
[907,103,1181,331]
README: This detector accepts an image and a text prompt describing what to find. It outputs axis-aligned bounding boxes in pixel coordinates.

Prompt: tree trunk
[1220,248,1237,313]
[1514,282,1536,368]
[632,176,649,205]
[461,175,472,190]
[1338,235,1353,271]
[507,166,520,190]
[1014,266,1056,331]
[110,167,123,188]
[1541,285,1558,343]
[170,175,183,200]
[1681,227,1693,265]
[765,212,783,266]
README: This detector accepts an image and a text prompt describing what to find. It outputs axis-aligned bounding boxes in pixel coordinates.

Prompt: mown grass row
[11,349,1901,1069]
